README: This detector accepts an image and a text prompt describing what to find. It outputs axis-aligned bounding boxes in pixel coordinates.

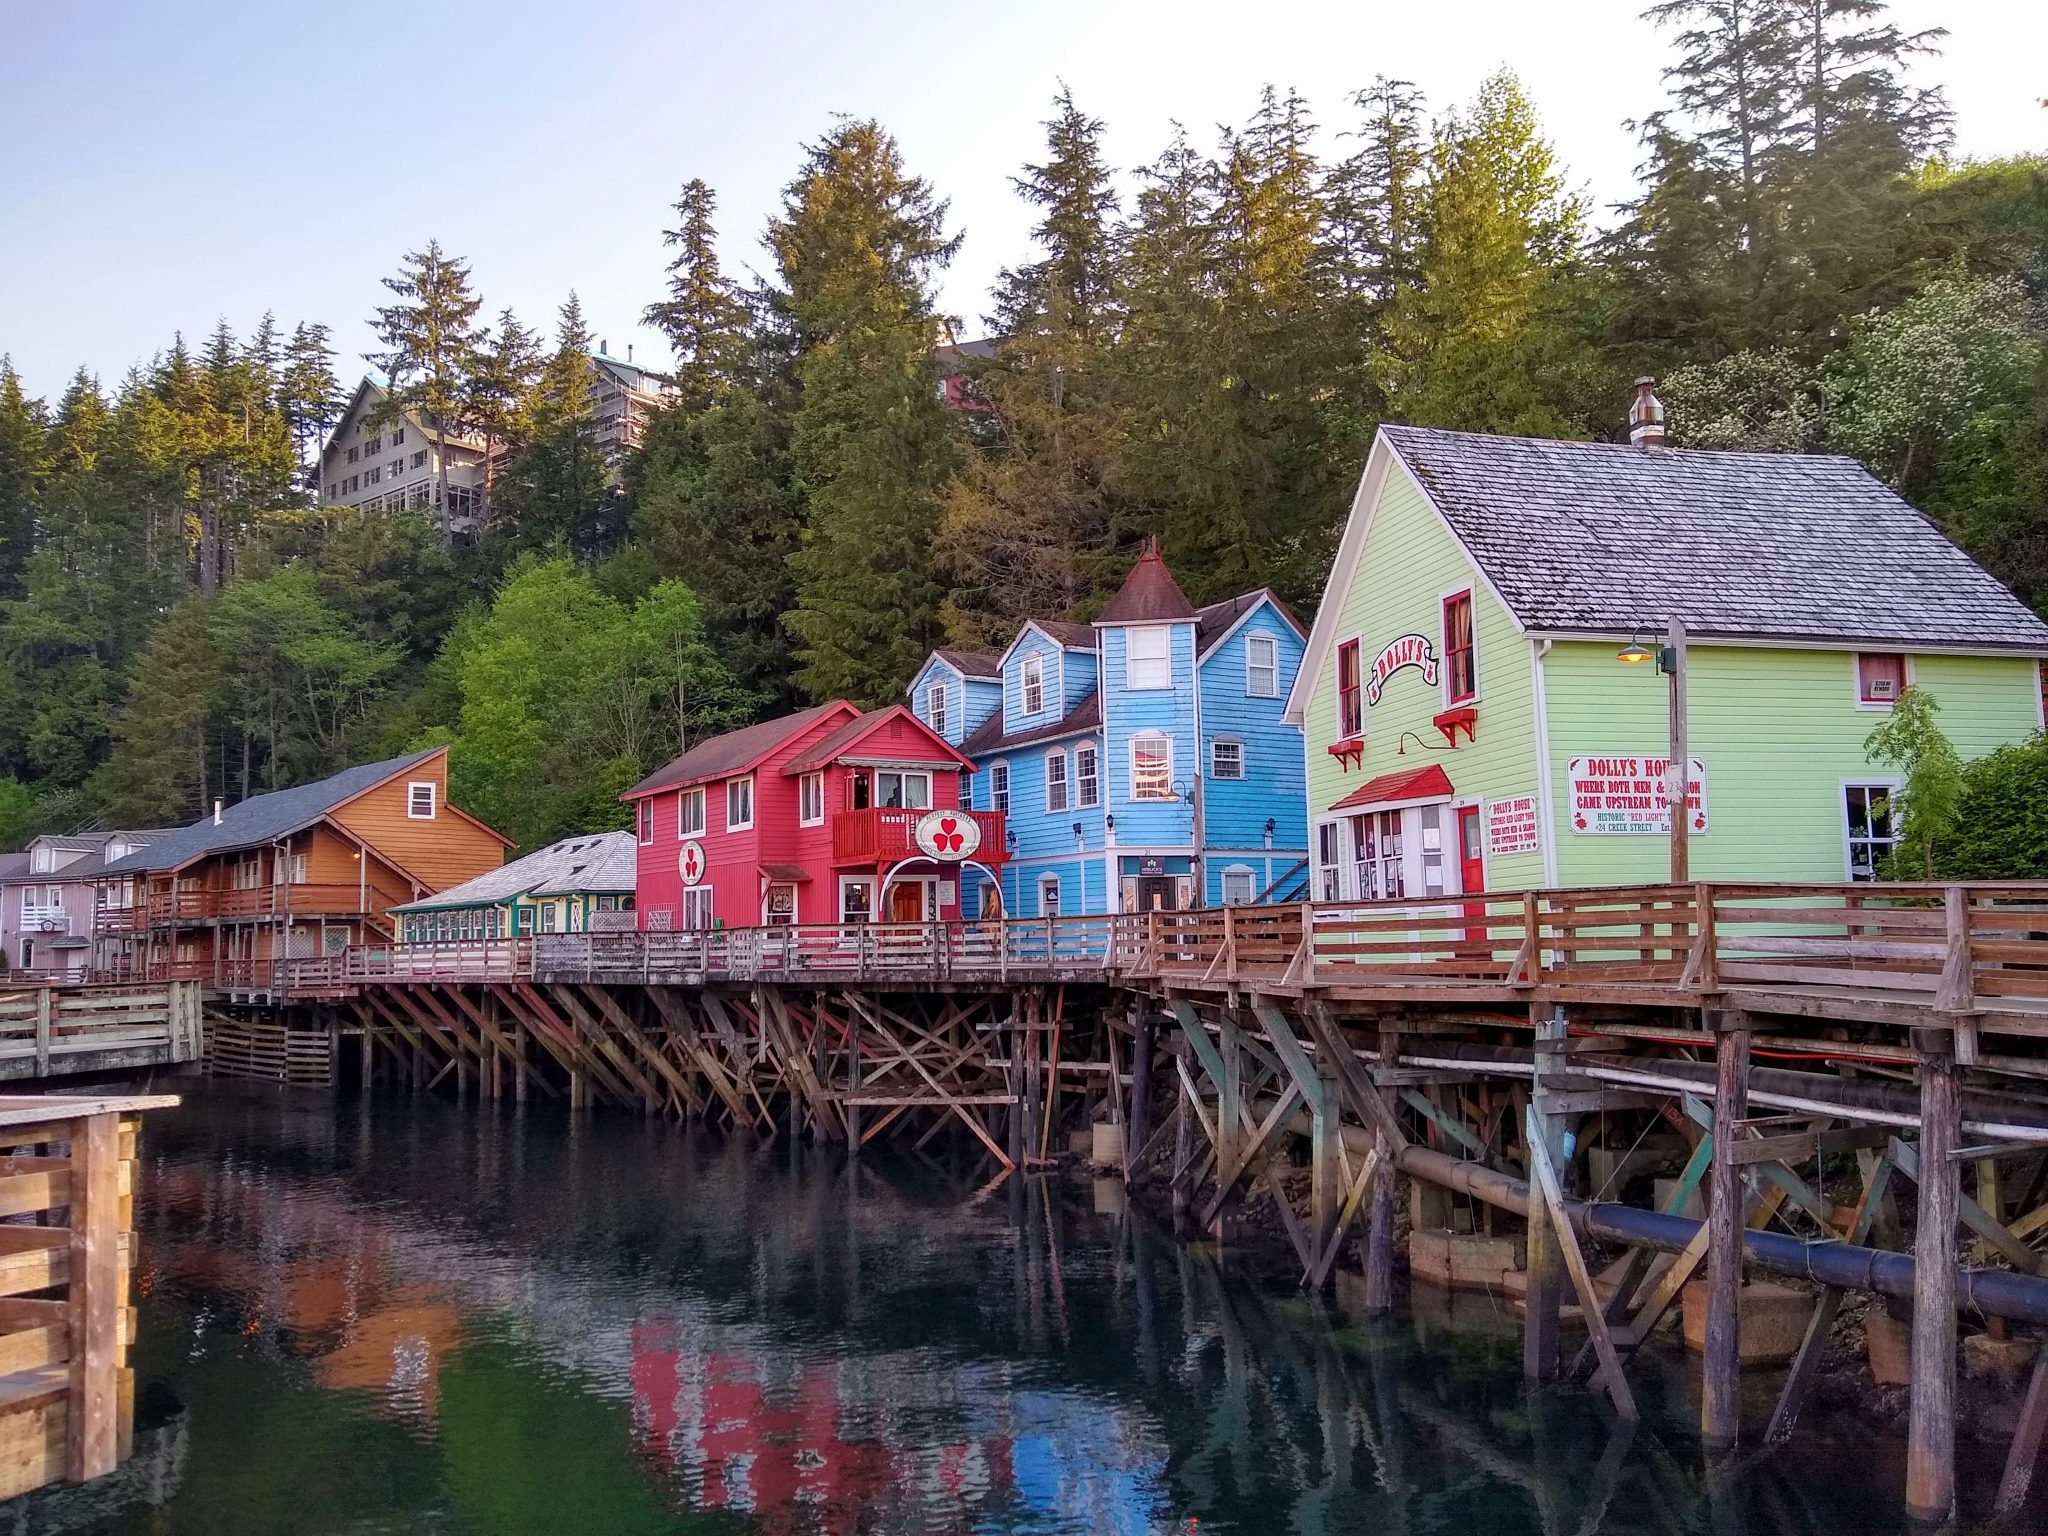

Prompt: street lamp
[1616,617,1690,881]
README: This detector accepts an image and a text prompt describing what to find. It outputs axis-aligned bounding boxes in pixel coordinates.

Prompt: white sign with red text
[1567,755,1708,835]
[1485,794,1542,857]
[1365,633,1440,706]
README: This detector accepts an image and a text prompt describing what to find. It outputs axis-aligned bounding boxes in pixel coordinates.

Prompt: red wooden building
[622,702,1006,931]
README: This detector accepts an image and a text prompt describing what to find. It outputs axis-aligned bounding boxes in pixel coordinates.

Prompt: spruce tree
[280,322,343,483]
[0,360,48,601]
[466,309,545,531]
[368,241,485,544]
[773,118,961,704]
[645,179,752,412]
[501,294,613,559]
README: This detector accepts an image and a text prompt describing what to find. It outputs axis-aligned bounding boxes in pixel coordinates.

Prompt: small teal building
[908,541,1309,916]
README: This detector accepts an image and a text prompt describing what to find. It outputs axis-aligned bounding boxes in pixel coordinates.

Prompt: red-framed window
[1336,639,1363,738]
[1442,591,1476,704]
[1857,653,1906,705]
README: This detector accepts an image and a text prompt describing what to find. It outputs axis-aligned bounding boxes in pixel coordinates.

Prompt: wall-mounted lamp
[1072,821,1085,851]
[1395,731,1453,756]
[1005,827,1017,854]
[1263,817,1276,850]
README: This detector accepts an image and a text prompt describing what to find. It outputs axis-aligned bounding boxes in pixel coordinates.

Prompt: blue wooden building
[907,541,1310,917]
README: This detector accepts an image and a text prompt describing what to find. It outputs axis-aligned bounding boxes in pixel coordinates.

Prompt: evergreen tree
[501,294,614,559]
[0,360,48,601]
[280,322,343,485]
[368,241,485,544]
[466,309,546,531]
[773,118,961,704]
[645,179,752,411]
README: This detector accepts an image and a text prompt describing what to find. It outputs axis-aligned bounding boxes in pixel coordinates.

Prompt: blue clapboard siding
[1197,601,1309,856]
[1098,621,1199,850]
[999,625,1076,736]
[907,657,1002,749]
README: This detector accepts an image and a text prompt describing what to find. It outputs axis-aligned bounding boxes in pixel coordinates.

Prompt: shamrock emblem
[933,817,966,854]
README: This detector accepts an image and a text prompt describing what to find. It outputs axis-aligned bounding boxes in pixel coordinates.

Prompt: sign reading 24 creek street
[1567,755,1708,835]
[1366,633,1439,706]
[913,810,982,862]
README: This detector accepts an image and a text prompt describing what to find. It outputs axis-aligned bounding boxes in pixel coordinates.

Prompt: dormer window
[926,680,949,736]
[406,781,437,819]
[1021,654,1045,716]
[1126,626,1171,690]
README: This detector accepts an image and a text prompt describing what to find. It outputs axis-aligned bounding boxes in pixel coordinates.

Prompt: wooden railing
[98,880,395,930]
[274,881,2048,1017]
[0,984,203,1078]
[829,807,1006,865]
[0,1092,178,1499]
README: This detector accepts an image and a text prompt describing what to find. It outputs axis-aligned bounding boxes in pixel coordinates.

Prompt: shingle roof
[0,853,28,883]
[624,703,851,798]
[784,706,968,775]
[1035,620,1098,651]
[52,831,174,881]
[934,648,1002,680]
[99,750,445,875]
[1097,537,1197,624]
[1195,589,1305,656]
[392,831,633,912]
[1382,424,2048,651]
[960,690,1103,757]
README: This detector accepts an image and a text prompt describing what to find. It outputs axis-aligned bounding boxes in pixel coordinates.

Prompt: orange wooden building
[93,748,509,996]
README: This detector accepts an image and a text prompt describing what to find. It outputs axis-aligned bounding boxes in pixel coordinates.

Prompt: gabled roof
[933,648,1002,681]
[49,831,175,881]
[961,690,1103,757]
[0,852,28,883]
[1195,588,1306,658]
[1381,424,2048,651]
[782,706,972,775]
[1097,537,1197,624]
[1329,763,1454,813]
[316,376,487,465]
[622,702,855,799]
[99,750,464,875]
[392,831,635,912]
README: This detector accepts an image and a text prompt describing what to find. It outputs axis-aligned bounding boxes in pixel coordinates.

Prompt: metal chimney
[1629,377,1667,448]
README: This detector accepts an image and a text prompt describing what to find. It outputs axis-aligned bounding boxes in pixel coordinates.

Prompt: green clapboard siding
[1302,463,1547,891]
[1541,643,2043,885]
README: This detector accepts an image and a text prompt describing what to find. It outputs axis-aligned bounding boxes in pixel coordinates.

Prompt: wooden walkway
[0,984,204,1082]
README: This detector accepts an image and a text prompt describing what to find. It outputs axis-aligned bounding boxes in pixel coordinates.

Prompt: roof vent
[1629,377,1666,448]
[213,799,224,826]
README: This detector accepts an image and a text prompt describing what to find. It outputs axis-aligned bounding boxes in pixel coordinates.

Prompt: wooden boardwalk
[0,984,204,1082]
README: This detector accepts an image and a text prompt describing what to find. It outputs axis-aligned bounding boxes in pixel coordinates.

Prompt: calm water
[7,1084,2001,1535]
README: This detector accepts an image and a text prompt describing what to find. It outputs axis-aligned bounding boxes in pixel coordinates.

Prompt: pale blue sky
[2,0,2042,399]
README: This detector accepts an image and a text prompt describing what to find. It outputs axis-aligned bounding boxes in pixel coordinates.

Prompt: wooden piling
[1365,1023,1398,1314]
[1523,1007,1565,1382]
[1905,1036,1959,1524]
[65,1112,120,1483]
[1128,1005,1155,1187]
[1702,1011,1751,1451]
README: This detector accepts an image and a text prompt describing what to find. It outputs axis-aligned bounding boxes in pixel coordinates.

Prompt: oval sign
[678,840,707,887]
[913,809,981,863]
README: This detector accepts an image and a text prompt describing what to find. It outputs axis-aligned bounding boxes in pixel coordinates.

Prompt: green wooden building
[1284,409,2048,900]
[392,831,636,942]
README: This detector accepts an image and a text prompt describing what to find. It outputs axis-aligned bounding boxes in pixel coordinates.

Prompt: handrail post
[1937,885,1971,1013]
[34,988,52,1077]
[1523,891,1543,983]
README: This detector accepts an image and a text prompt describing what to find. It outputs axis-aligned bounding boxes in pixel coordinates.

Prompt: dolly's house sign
[913,810,982,862]
[678,840,707,887]
[1567,755,1709,835]
[1366,633,1440,706]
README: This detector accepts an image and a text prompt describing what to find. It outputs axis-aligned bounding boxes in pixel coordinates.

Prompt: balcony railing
[96,881,395,929]
[830,808,1006,865]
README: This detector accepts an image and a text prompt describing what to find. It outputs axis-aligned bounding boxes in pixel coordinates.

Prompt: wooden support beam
[1997,1351,2048,1517]
[1366,1024,1400,1313]
[1890,1135,2041,1276]
[1524,1104,1638,1421]
[1767,1144,1894,1445]
[1524,1006,1566,1384]
[1701,1013,1751,1451]
[66,1112,119,1482]
[1906,1040,1960,1525]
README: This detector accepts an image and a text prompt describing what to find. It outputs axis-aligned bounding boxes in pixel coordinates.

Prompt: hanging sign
[913,810,981,862]
[1567,756,1708,835]
[678,840,707,887]
[1366,633,1439,706]
[1485,794,1542,858]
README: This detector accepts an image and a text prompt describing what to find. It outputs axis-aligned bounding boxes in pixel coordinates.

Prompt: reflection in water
[10,1083,1984,1535]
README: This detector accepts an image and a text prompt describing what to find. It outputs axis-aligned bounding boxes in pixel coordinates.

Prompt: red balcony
[830,808,1006,866]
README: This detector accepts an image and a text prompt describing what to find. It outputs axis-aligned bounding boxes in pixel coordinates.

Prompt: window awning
[1329,763,1454,813]
[759,864,813,883]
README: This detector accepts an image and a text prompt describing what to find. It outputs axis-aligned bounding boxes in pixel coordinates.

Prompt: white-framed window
[17,939,30,970]
[539,903,558,934]
[1045,749,1070,812]
[682,887,715,930]
[1077,743,1100,808]
[1222,866,1256,905]
[875,770,931,809]
[990,761,1009,814]
[839,876,874,924]
[1038,874,1062,916]
[679,786,706,837]
[1856,652,1908,707]
[412,449,428,469]
[638,800,652,845]
[486,907,503,939]
[1210,739,1245,780]
[1125,625,1171,690]
[927,681,949,736]
[1130,732,1173,800]
[799,771,825,826]
[1336,637,1363,739]
[1316,822,1342,901]
[1844,782,1901,880]
[1245,633,1278,698]
[726,776,754,830]
[406,781,436,819]
[1021,653,1046,716]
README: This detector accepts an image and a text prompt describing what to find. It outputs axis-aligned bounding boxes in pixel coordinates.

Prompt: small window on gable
[1126,626,1172,690]
[926,680,949,737]
[1443,591,1476,704]
[1336,638,1363,739]
[1021,653,1046,716]
[1245,633,1278,698]
[638,801,652,844]
[1858,653,1907,706]
[407,781,437,819]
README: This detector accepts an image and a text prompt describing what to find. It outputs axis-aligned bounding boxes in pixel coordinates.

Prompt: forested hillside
[3,0,2043,854]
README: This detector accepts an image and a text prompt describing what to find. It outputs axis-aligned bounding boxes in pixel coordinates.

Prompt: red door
[1456,806,1487,949]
